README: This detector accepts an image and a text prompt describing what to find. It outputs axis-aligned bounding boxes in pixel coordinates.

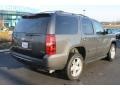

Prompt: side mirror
[96,29,108,35]
[97,31,106,35]
[98,31,107,35]
[103,29,108,34]
[104,30,108,35]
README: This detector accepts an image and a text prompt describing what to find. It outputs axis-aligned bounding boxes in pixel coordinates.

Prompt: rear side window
[55,15,78,34]
[81,18,94,35]
[93,21,104,34]
[15,14,51,34]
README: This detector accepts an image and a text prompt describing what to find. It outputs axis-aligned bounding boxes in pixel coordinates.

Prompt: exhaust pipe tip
[49,70,55,74]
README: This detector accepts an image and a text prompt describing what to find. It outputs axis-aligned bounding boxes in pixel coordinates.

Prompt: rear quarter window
[55,15,78,34]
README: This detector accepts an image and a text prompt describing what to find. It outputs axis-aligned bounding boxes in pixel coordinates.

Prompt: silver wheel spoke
[72,70,76,77]
[71,65,75,71]
[76,59,80,66]
[110,46,115,59]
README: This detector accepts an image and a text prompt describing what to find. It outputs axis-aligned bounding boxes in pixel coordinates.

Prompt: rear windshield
[15,14,51,34]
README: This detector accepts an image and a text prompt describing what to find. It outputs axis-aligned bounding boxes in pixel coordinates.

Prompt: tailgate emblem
[21,37,25,41]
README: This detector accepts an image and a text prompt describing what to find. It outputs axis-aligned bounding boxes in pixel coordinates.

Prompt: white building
[0,5,38,30]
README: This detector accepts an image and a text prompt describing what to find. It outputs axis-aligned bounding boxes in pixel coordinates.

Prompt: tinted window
[15,16,50,34]
[55,15,78,34]
[107,29,112,34]
[111,29,120,34]
[93,21,104,34]
[81,18,94,35]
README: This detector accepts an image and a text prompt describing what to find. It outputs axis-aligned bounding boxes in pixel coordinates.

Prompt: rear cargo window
[15,14,51,34]
[55,15,78,34]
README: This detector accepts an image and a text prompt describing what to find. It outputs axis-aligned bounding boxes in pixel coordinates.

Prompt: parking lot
[0,43,120,85]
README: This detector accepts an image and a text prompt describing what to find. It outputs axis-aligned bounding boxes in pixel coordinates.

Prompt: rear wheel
[107,44,116,62]
[65,53,83,80]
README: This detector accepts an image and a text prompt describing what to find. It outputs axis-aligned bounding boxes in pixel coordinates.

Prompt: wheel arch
[69,46,86,61]
[111,41,117,47]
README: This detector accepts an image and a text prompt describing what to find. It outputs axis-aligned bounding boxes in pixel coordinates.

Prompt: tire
[65,53,83,80]
[107,44,116,62]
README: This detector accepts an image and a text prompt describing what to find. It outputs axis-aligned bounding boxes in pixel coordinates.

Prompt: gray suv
[11,11,116,80]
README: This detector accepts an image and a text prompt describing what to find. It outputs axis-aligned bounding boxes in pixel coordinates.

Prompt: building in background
[0,5,38,42]
[102,22,120,29]
[0,5,38,31]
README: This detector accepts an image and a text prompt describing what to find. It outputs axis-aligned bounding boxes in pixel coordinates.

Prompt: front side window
[55,15,78,34]
[93,21,104,34]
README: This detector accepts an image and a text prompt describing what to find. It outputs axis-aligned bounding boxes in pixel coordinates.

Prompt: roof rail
[40,10,65,14]
[78,14,87,17]
[55,10,77,16]
[55,11,89,17]
[32,10,89,18]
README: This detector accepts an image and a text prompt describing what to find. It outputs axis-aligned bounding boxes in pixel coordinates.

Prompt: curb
[0,49,10,53]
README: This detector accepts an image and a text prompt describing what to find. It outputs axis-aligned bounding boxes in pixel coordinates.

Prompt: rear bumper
[11,51,48,69]
[10,50,68,70]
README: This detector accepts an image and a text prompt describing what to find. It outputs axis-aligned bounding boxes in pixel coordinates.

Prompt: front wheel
[65,53,83,80]
[107,44,116,62]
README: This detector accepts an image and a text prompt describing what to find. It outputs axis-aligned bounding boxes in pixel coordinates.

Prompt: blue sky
[0,0,120,22]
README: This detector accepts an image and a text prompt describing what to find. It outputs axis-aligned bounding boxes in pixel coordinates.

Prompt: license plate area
[22,42,28,49]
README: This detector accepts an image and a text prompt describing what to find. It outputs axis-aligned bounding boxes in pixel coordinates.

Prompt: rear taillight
[46,34,56,55]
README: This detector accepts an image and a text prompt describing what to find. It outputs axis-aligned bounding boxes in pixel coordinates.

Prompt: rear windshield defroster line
[15,17,51,34]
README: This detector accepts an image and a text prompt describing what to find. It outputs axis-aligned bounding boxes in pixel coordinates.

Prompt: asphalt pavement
[0,49,120,85]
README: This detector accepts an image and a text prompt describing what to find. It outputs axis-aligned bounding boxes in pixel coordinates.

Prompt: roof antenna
[83,9,86,15]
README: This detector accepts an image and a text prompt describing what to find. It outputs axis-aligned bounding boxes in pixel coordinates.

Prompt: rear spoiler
[22,13,51,19]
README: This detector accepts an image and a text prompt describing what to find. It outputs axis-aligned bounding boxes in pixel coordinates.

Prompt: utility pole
[83,9,86,15]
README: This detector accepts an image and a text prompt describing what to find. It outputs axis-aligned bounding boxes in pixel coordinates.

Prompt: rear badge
[22,42,28,48]
[21,37,25,41]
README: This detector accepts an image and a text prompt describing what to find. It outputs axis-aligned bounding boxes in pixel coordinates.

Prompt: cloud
[0,0,120,21]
